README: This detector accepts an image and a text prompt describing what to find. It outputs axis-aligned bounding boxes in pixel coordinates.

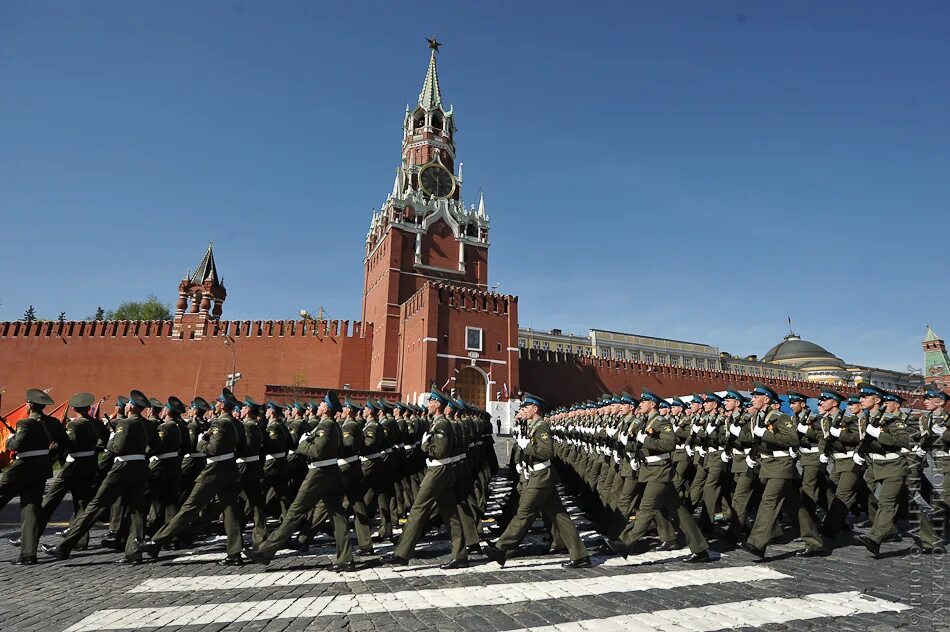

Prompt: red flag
[0,402,30,469]
[47,401,70,423]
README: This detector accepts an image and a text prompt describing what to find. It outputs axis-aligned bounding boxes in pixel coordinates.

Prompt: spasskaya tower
[362,38,491,392]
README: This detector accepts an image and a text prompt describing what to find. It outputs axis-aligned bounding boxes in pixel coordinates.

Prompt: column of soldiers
[542,382,948,562]
[1,380,946,567]
[0,386,497,566]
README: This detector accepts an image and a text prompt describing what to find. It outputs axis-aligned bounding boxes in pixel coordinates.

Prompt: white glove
[421,431,431,444]
[516,437,529,449]
[830,427,842,437]
[705,423,716,435]
[515,463,522,473]
[930,424,946,436]
[619,433,629,446]
[298,432,312,445]
[866,425,881,439]
[685,445,694,457]
[720,451,732,463]
[697,446,707,457]
[197,432,208,443]
[745,455,756,469]
[819,453,829,464]
[636,431,647,443]
[852,453,866,466]
[613,454,621,464]
[631,460,640,471]
[915,446,927,457]
[729,424,741,437]
[753,425,766,437]
[691,424,701,434]
[108,431,116,443]
[149,456,159,463]
[797,423,809,434]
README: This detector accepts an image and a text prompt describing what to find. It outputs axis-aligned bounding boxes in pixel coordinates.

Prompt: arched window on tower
[414,114,425,130]
[432,114,443,130]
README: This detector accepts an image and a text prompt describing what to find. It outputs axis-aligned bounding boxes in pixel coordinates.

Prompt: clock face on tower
[419,164,455,198]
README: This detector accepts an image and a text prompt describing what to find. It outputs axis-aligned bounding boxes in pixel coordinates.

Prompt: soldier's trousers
[727,469,757,538]
[259,466,352,565]
[619,481,708,554]
[305,463,372,551]
[147,474,181,537]
[747,478,823,552]
[689,462,708,507]
[153,468,244,557]
[672,457,691,498]
[394,465,466,561]
[0,476,46,560]
[800,462,825,518]
[238,462,267,548]
[37,472,95,549]
[867,476,907,545]
[702,458,728,526]
[263,457,289,519]
[824,462,864,538]
[494,479,588,563]
[59,463,148,560]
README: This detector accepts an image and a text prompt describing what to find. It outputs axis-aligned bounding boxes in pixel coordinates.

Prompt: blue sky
[1,1,947,371]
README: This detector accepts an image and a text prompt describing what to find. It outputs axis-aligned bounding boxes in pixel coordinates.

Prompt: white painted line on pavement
[68,565,784,631]
[130,549,698,593]
[506,591,911,631]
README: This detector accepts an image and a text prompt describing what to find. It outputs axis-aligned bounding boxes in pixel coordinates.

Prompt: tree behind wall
[106,294,172,321]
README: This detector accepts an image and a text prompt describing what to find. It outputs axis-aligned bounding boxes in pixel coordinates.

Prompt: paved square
[0,469,942,632]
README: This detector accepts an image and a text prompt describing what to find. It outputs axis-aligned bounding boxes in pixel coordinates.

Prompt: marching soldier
[484,393,590,568]
[146,396,183,536]
[607,391,711,562]
[740,384,829,560]
[238,397,267,549]
[31,392,101,552]
[914,387,949,552]
[820,391,862,542]
[855,386,912,558]
[248,391,354,571]
[45,390,152,563]
[1,389,59,565]
[788,391,826,520]
[141,388,246,566]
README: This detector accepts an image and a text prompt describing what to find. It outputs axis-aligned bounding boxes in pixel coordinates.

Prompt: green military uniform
[52,390,152,562]
[490,393,589,567]
[0,390,58,564]
[613,396,709,560]
[919,396,949,549]
[744,385,825,557]
[237,398,267,548]
[147,389,245,564]
[390,390,467,565]
[789,392,826,520]
[821,395,864,540]
[254,393,353,569]
[35,393,102,552]
[146,400,183,535]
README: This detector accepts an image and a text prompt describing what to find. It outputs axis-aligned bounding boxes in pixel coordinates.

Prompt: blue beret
[751,383,779,402]
[859,385,886,398]
[116,395,130,407]
[883,393,905,404]
[846,395,861,405]
[704,392,724,404]
[244,396,261,409]
[818,390,844,403]
[363,399,378,411]
[722,390,747,403]
[620,391,639,405]
[428,388,451,406]
[640,390,662,404]
[926,388,949,401]
[611,394,622,404]
[343,397,360,411]
[786,391,807,403]
[323,391,341,413]
[670,397,686,407]
[129,390,150,408]
[522,392,546,409]
[266,399,284,411]
[657,399,671,409]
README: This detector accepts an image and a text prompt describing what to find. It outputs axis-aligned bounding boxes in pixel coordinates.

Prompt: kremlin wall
[1,43,942,425]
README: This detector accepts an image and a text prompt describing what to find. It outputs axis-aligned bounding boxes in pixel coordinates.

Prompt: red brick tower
[172,242,227,340]
[362,38,491,391]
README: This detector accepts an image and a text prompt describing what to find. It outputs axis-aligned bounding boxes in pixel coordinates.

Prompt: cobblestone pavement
[0,440,944,632]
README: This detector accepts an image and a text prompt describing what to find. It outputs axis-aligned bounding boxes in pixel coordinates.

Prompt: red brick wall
[519,350,922,408]
[0,319,372,412]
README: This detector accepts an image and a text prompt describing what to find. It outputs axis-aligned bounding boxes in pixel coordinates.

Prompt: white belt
[706,448,722,453]
[308,458,339,469]
[934,450,949,458]
[468,442,475,448]
[764,450,791,458]
[403,444,414,451]
[644,454,671,464]
[833,451,855,459]
[236,455,260,463]
[265,452,287,460]
[474,441,483,446]
[799,447,820,454]
[394,444,405,449]
[383,448,393,454]
[870,452,902,462]
[207,452,234,463]
[185,452,205,459]
[154,451,178,460]
[14,449,48,459]
[337,455,359,466]
[115,454,146,462]
[733,447,751,455]
[65,450,96,462]
[674,446,686,452]
[360,452,384,461]
[426,456,457,467]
